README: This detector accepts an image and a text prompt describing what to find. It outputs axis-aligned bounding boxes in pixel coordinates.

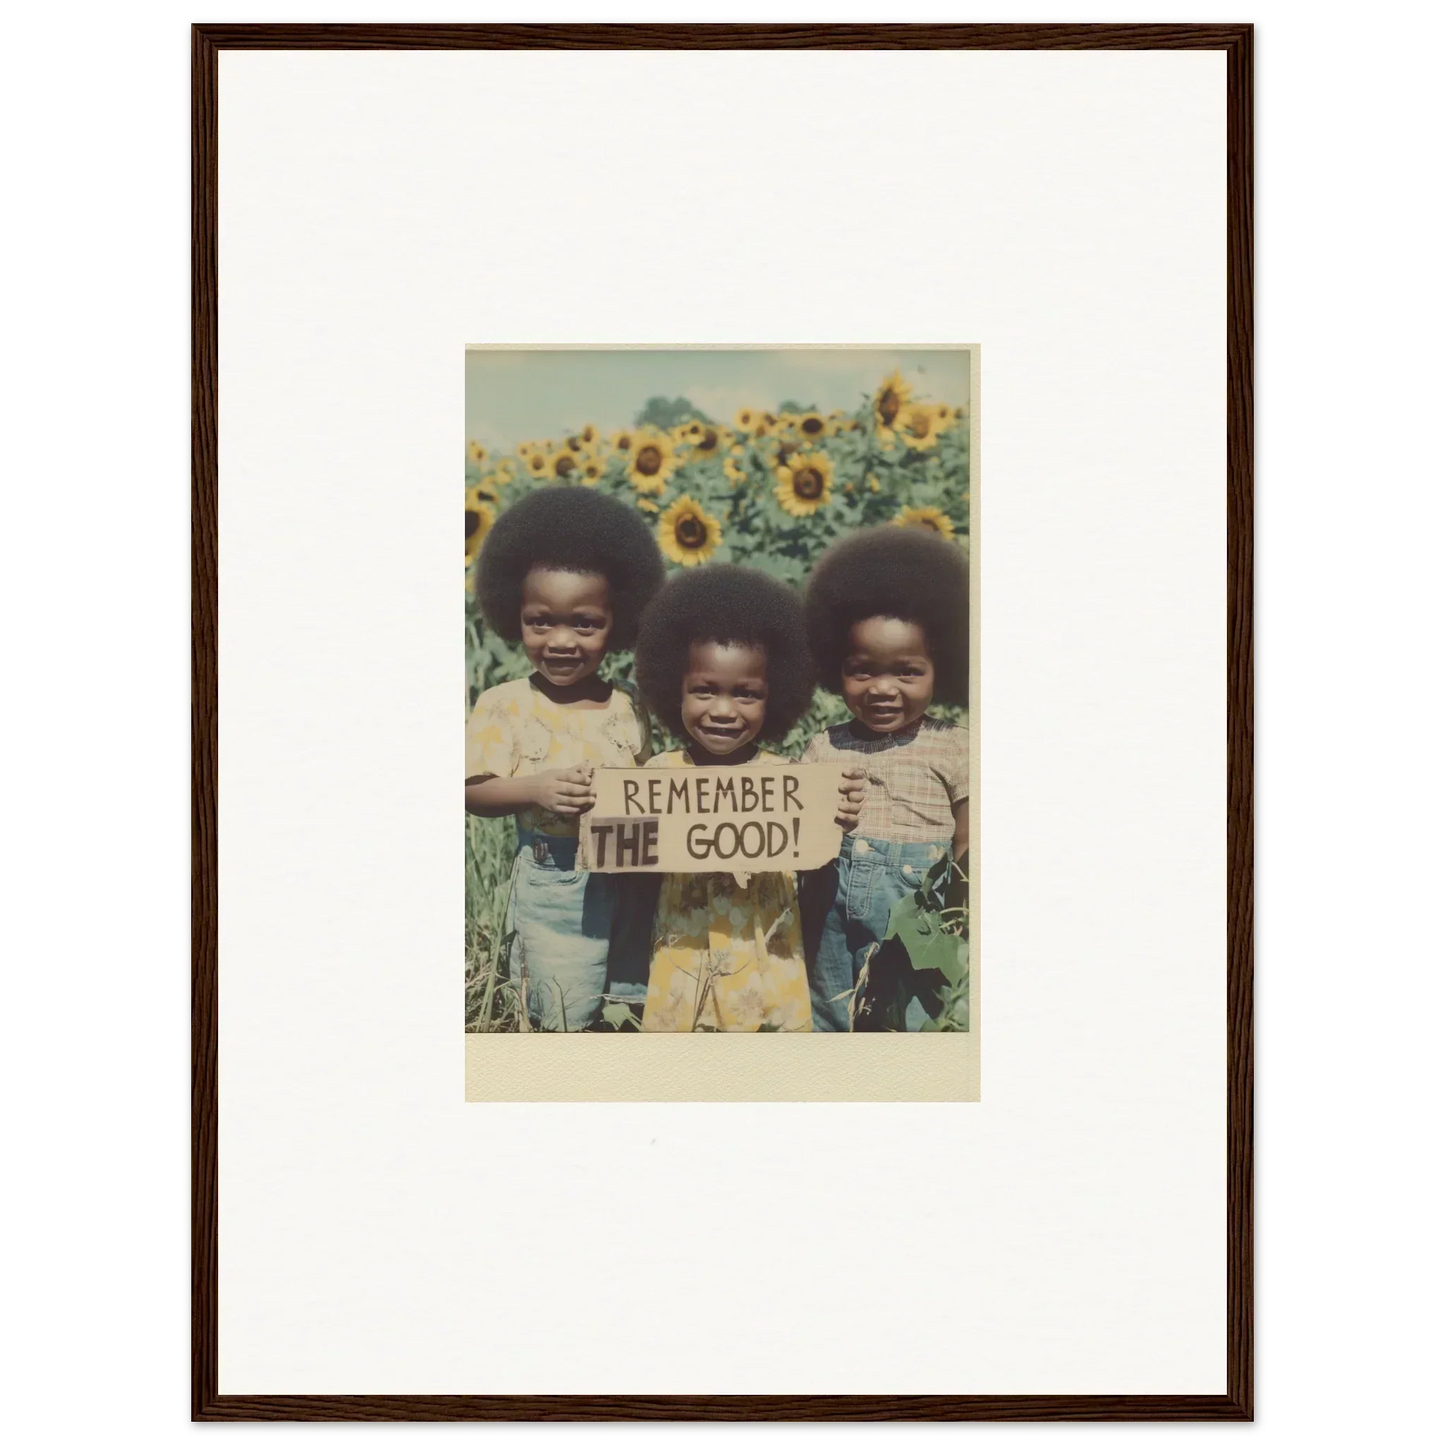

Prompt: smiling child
[801,526,969,1031]
[466,488,664,1031]
[632,565,861,1032]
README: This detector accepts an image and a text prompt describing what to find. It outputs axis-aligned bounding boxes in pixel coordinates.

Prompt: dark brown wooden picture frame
[193,22,1252,1423]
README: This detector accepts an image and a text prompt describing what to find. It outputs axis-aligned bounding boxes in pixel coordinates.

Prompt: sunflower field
[465,370,970,1032]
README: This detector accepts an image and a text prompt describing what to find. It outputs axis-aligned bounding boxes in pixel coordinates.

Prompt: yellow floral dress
[641,750,812,1033]
[464,676,651,836]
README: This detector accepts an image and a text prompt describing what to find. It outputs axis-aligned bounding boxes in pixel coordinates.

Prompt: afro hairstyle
[634,564,816,744]
[474,486,665,651]
[804,525,969,705]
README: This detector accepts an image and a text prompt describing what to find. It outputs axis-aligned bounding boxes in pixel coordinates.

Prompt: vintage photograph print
[464,348,973,1036]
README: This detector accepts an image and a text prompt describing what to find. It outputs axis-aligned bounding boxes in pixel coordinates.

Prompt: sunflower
[896,402,944,451]
[564,424,599,453]
[515,440,543,460]
[492,456,516,480]
[610,428,636,455]
[468,479,498,506]
[774,451,834,517]
[873,369,913,432]
[733,407,776,440]
[627,427,679,493]
[723,453,747,486]
[548,449,585,483]
[689,422,727,459]
[792,410,830,443]
[465,496,496,564]
[577,453,606,486]
[637,497,660,513]
[930,402,957,431]
[475,469,510,497]
[466,441,488,465]
[524,448,552,478]
[657,495,722,566]
[893,505,955,539]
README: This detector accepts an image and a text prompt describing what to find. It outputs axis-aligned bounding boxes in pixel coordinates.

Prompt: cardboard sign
[578,762,846,873]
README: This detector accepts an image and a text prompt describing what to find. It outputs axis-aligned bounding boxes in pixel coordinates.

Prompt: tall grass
[464,814,521,1032]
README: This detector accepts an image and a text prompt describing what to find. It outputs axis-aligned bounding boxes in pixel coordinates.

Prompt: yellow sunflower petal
[465,498,496,564]
[657,494,722,566]
[897,401,943,451]
[892,505,955,539]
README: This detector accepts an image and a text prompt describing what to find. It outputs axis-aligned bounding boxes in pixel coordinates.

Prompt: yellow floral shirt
[641,750,811,1033]
[465,676,651,837]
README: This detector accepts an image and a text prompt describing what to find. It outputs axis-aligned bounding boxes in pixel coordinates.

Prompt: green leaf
[600,1002,638,1031]
[921,929,964,985]
[884,891,938,971]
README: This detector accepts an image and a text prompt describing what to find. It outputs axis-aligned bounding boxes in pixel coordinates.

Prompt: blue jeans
[803,834,951,1032]
[504,831,656,1029]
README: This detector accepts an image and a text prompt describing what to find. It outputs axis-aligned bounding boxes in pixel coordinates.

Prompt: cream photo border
[461,343,981,1102]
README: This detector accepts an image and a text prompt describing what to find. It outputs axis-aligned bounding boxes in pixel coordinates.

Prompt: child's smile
[841,617,935,734]
[681,641,769,760]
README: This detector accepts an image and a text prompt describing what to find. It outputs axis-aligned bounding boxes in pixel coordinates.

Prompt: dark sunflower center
[794,467,824,499]
[700,428,717,450]
[675,515,707,547]
[618,435,632,450]
[465,510,480,538]
[554,454,576,477]
[801,416,823,435]
[907,414,929,437]
[636,445,662,476]
[879,390,900,426]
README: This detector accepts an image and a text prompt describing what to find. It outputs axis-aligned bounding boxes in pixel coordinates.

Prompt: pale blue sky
[464,348,970,452]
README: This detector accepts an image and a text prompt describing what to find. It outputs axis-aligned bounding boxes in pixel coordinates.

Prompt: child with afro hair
[800,525,969,1031]
[466,487,665,1032]
[631,564,863,1032]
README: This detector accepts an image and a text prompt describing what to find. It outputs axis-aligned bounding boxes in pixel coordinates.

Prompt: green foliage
[464,373,971,1033]
[633,395,713,429]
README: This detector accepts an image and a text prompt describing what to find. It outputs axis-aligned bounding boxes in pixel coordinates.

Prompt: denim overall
[804,833,951,1032]
[505,830,655,1031]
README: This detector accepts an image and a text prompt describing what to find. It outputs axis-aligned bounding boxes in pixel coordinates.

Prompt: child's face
[841,617,934,733]
[520,566,613,687]
[681,641,769,757]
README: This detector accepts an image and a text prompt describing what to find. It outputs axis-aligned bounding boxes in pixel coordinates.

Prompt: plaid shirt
[801,715,968,843]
